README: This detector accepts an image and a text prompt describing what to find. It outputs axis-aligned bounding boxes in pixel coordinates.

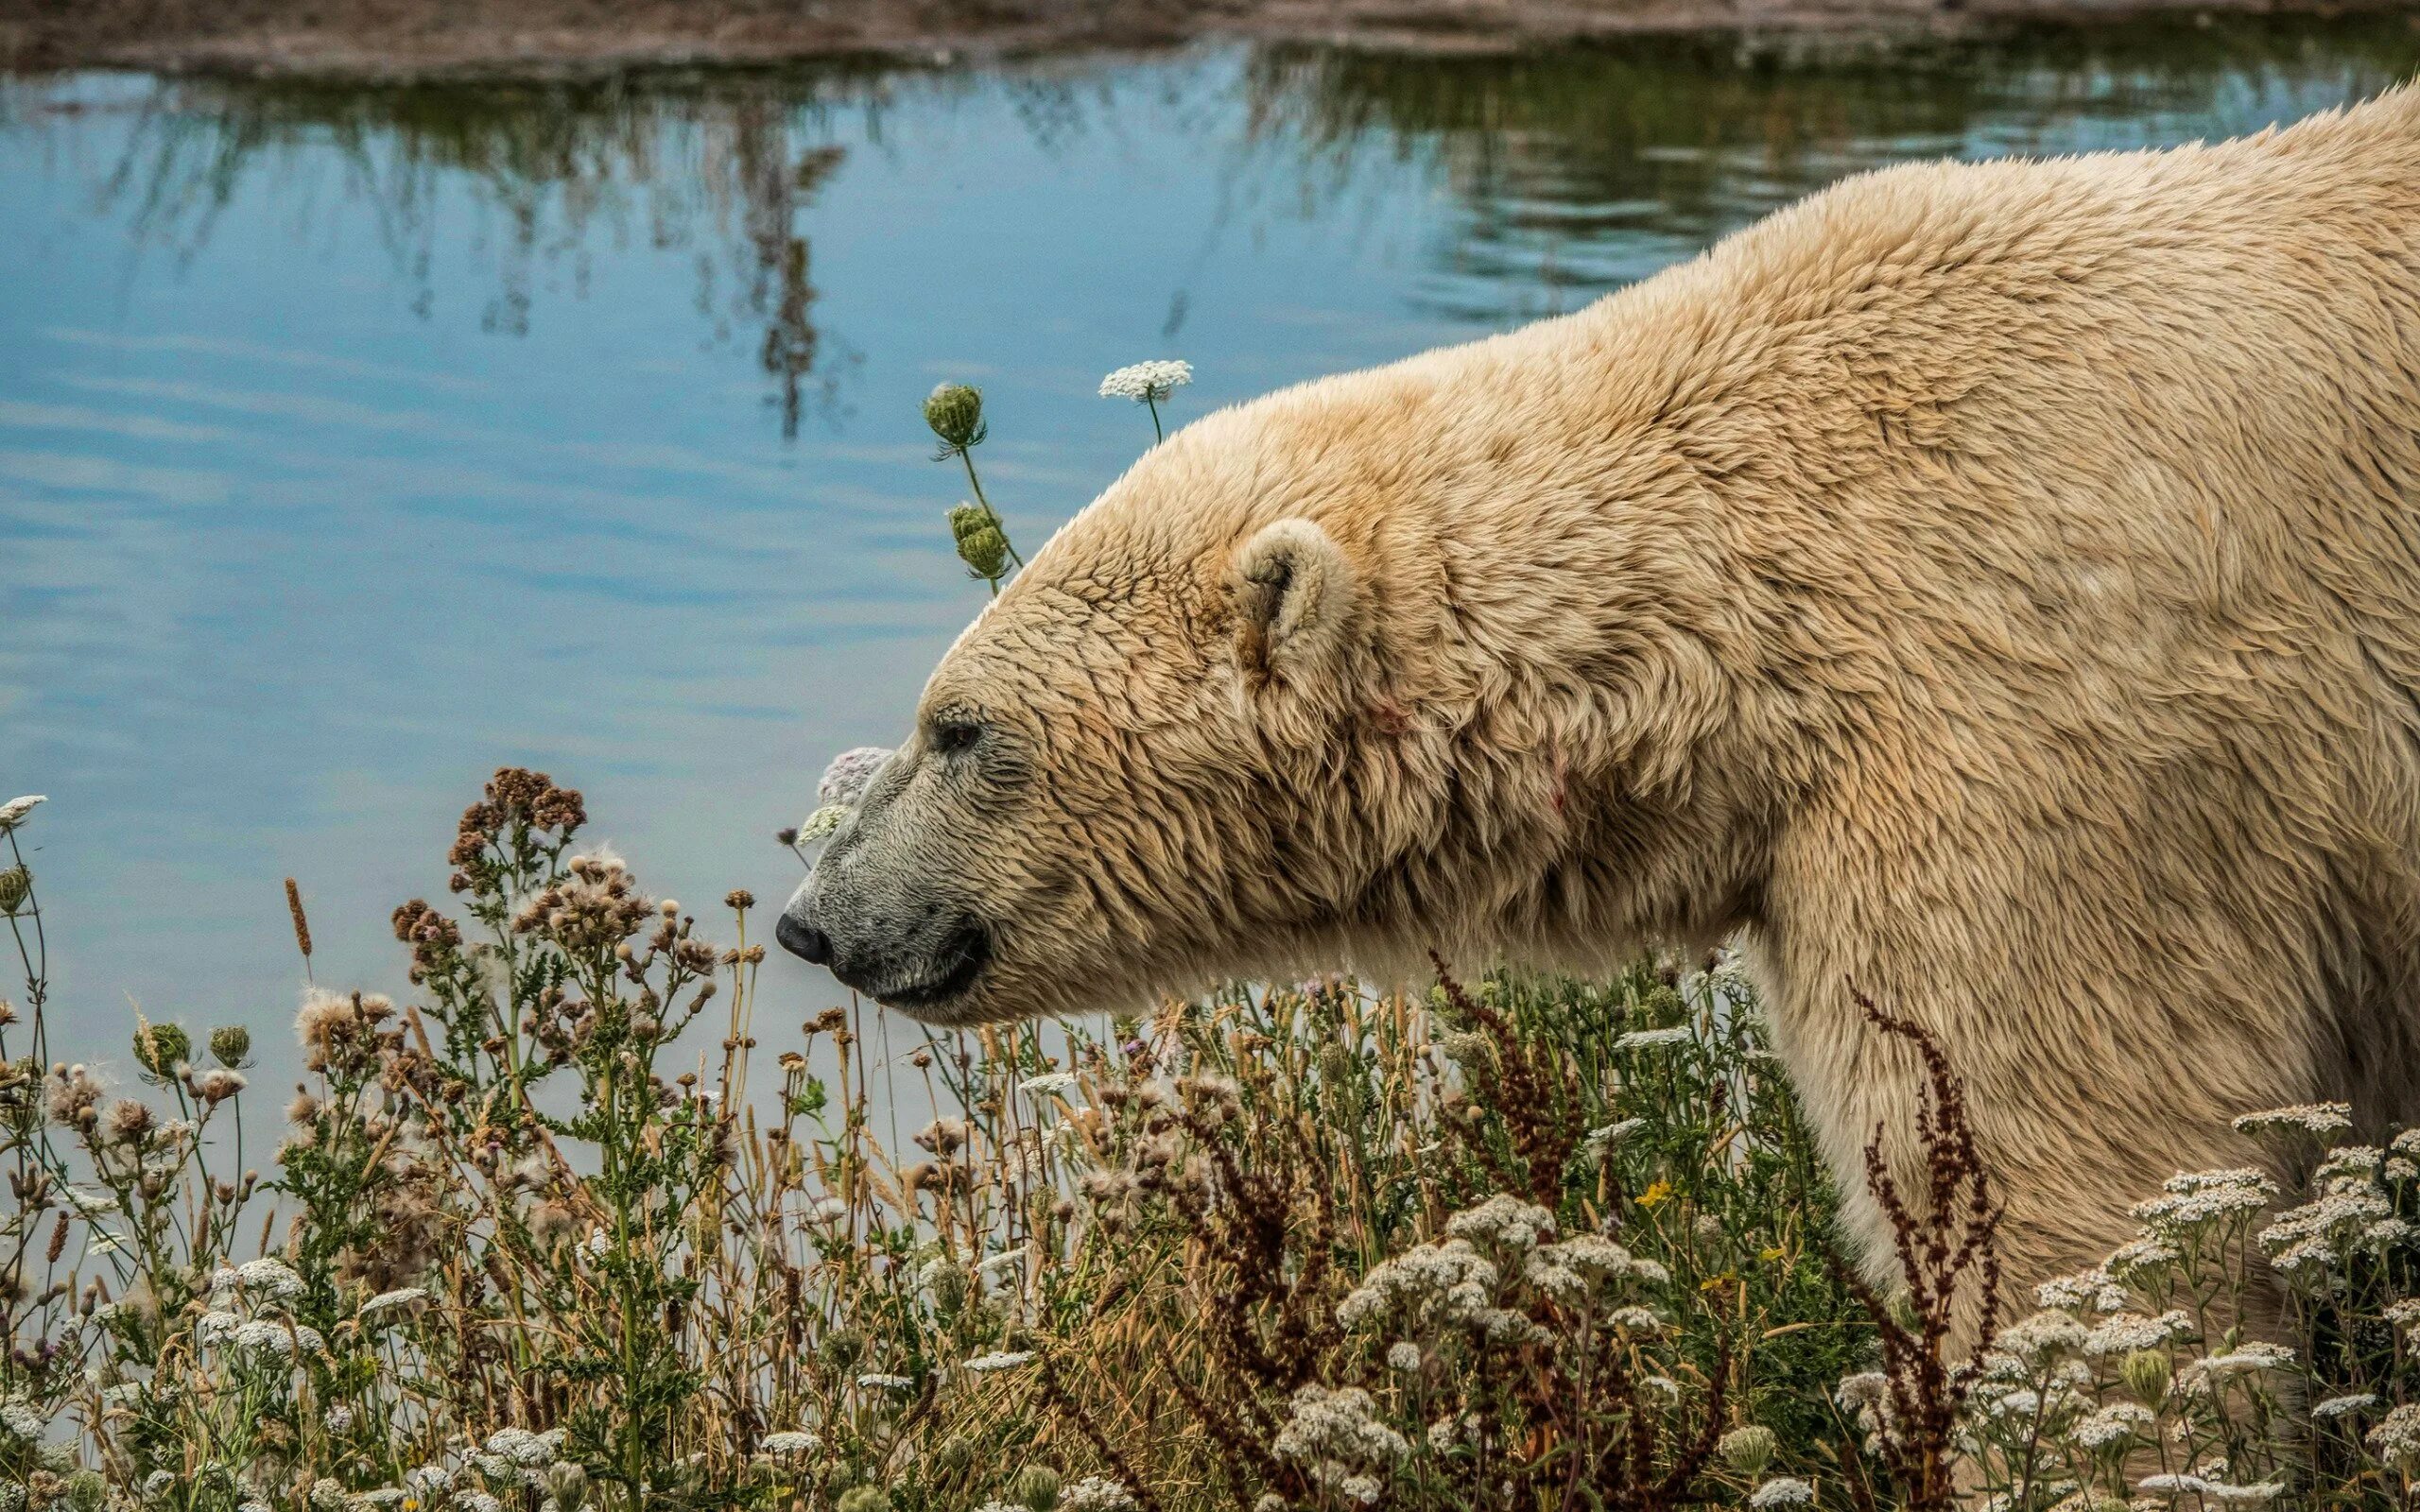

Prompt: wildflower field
[6,380,2420,1512]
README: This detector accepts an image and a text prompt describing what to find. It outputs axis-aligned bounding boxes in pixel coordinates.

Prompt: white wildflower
[1608,1305,1665,1332]
[1614,1026,1694,1050]
[964,1349,1036,1373]
[798,804,850,842]
[2178,1344,2294,1392]
[2232,1102,2352,1136]
[1098,360,1193,404]
[810,1195,849,1223]
[2313,1393,2377,1419]
[456,1495,505,1512]
[1335,1477,1381,1506]
[1061,1476,1139,1512]
[2083,1311,2192,1357]
[1019,1072,1079,1098]
[858,1373,914,1391]
[323,1403,355,1433]
[1994,1309,2087,1365]
[1271,1384,1409,1486]
[1750,1479,1815,1509]
[2385,1297,2420,1332]
[0,796,44,831]
[761,1430,820,1454]
[2038,1267,2128,1313]
[2072,1402,2154,1450]
[978,1246,1029,1277]
[1446,1194,1556,1251]
[1583,1118,1648,1156]
[359,1287,429,1317]
[1337,1237,1497,1331]
[2136,1475,2282,1505]
[485,1426,562,1466]
[196,1309,243,1347]
[2370,1403,2420,1467]
[236,1257,305,1300]
[2133,1169,2276,1233]
[0,1400,44,1441]
[1387,1341,1422,1372]
[231,1319,299,1359]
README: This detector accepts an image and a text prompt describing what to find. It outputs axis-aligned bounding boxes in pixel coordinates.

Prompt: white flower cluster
[762,1429,820,1455]
[1748,1477,1814,1509]
[1271,1384,1409,1499]
[964,1349,1035,1373]
[469,1426,567,1486]
[2258,1149,2408,1278]
[2130,1168,2276,1236]
[2369,1402,2420,1468]
[2232,1101,2354,1136]
[2139,1473,2284,1504]
[1060,1475,1139,1511]
[1098,360,1192,404]
[1613,1025,1695,1050]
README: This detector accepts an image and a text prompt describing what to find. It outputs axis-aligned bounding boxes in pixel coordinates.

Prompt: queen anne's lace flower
[761,1430,819,1454]
[964,1349,1035,1372]
[2137,1475,2283,1505]
[359,1287,428,1317]
[1614,1026,1694,1049]
[2312,1393,2377,1419]
[1098,360,1193,403]
[1061,1476,1139,1511]
[1749,1478,1815,1508]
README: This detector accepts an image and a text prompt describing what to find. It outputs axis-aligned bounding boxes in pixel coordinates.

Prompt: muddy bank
[3,0,2412,77]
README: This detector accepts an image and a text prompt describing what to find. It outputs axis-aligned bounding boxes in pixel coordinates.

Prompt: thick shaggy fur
[793,88,2420,1318]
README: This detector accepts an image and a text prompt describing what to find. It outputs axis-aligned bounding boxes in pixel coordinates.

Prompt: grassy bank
[1,774,2419,1512]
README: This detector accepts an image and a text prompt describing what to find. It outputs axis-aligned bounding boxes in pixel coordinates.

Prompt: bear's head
[778,352,1762,1024]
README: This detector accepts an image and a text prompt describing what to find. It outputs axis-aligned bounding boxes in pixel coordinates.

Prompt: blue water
[3,20,2413,1087]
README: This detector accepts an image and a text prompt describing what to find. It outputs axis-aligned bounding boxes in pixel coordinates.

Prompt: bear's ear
[1229,518,1358,690]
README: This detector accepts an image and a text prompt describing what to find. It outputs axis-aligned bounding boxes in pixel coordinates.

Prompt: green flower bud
[132,1021,191,1079]
[820,1325,865,1369]
[924,384,986,452]
[209,1025,251,1068]
[2120,1348,2172,1403]
[546,1465,591,1512]
[836,1488,892,1512]
[932,1435,977,1478]
[1010,1466,1062,1512]
[948,503,1011,581]
[66,1470,108,1512]
[1718,1425,1777,1476]
[0,866,27,915]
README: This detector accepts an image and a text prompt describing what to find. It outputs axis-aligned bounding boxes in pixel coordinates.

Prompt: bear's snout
[773,913,832,966]
[778,871,993,1018]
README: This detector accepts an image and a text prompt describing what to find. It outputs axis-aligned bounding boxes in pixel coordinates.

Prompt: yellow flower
[1637,1180,1673,1210]
[1700,1272,1737,1292]
[1759,1246,1786,1263]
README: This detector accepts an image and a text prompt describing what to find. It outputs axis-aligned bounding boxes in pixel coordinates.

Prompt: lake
[3,14,2414,1091]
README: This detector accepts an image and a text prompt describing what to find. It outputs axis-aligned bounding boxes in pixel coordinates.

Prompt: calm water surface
[3,17,2414,1084]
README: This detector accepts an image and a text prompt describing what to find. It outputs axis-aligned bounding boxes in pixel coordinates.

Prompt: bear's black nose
[776,913,832,966]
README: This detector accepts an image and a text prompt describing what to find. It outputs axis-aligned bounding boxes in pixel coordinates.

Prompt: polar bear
[781,86,2420,1312]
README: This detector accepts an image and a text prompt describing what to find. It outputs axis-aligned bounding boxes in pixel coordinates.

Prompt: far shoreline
[4,0,2415,80]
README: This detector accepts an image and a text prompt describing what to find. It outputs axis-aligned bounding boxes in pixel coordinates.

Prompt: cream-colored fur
[801,87,2420,1321]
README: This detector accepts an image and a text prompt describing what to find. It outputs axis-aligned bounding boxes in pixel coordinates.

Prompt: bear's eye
[929,717,982,757]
